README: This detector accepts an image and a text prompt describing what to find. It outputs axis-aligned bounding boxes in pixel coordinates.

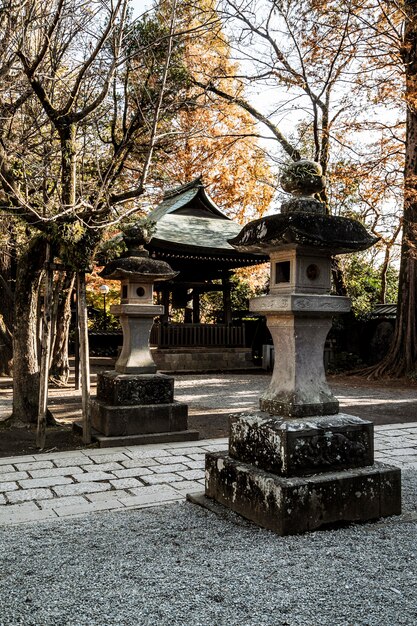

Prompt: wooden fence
[150,323,246,348]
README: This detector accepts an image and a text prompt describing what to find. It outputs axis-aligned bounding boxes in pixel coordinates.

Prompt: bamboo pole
[77,271,91,444]
[37,248,53,449]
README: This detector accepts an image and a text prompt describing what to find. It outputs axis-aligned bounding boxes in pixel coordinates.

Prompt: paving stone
[0,494,6,505]
[0,503,57,525]
[0,471,28,482]
[126,449,174,459]
[191,438,227,446]
[169,447,207,456]
[53,456,93,467]
[155,455,191,465]
[17,476,74,490]
[81,462,124,472]
[386,447,417,456]
[183,460,204,470]
[73,471,115,482]
[117,487,181,508]
[0,481,19,492]
[109,478,143,489]
[84,453,131,464]
[15,460,54,472]
[28,466,85,479]
[177,469,205,481]
[384,455,416,465]
[6,488,54,504]
[164,440,209,448]
[201,444,228,452]
[0,456,35,466]
[120,458,160,469]
[111,467,155,479]
[152,464,188,474]
[55,499,123,518]
[140,473,184,485]
[53,482,112,497]
[85,490,130,502]
[0,465,14,474]
[38,496,88,510]
[33,450,89,461]
[129,483,180,496]
[187,454,206,462]
[126,444,173,454]
[171,480,203,494]
[83,446,128,455]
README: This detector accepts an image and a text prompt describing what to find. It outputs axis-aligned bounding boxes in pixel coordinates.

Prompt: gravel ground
[0,471,416,626]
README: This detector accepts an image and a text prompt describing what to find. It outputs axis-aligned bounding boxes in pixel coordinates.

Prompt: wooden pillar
[192,289,200,323]
[222,270,232,325]
[161,287,170,323]
[77,272,91,444]
[37,250,53,449]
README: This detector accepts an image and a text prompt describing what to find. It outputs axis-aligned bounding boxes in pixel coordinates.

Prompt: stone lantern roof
[229,160,379,255]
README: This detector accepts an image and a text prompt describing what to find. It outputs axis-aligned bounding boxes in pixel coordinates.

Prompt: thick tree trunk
[50,272,75,386]
[365,5,417,378]
[11,238,46,425]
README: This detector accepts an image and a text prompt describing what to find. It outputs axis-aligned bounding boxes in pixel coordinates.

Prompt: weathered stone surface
[93,430,199,448]
[259,393,339,417]
[228,213,379,256]
[253,315,339,417]
[90,399,188,437]
[229,413,374,476]
[96,371,174,406]
[205,452,401,535]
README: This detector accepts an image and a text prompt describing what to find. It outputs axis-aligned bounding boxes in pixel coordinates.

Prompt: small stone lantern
[89,221,199,446]
[196,161,401,535]
[103,222,176,375]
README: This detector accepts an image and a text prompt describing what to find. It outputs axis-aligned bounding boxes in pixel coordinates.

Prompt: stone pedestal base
[204,452,401,535]
[198,411,401,535]
[87,370,198,447]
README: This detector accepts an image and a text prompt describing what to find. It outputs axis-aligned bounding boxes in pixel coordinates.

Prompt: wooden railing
[150,323,246,348]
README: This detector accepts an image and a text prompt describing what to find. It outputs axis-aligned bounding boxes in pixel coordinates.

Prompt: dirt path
[1,366,416,458]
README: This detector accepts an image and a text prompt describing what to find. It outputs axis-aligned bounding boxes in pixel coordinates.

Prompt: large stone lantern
[90,222,199,446]
[195,161,401,535]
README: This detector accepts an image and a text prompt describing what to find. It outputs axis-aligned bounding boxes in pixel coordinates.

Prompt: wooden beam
[37,246,54,449]
[77,272,91,444]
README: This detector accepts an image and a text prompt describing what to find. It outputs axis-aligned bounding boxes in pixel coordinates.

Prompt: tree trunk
[11,238,47,425]
[0,315,12,376]
[0,219,16,376]
[365,4,417,378]
[50,271,75,386]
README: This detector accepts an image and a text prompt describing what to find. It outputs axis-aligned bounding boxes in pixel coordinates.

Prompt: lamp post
[99,284,110,330]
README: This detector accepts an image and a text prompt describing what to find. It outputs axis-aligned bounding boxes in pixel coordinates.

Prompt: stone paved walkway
[0,422,416,527]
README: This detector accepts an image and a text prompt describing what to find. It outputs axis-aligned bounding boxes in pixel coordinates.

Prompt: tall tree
[152,0,275,220]
[0,0,181,423]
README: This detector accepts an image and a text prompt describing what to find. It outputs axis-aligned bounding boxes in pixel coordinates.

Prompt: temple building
[145,178,268,370]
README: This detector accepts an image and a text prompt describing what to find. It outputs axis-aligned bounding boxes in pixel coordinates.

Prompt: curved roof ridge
[162,176,204,200]
[148,178,229,221]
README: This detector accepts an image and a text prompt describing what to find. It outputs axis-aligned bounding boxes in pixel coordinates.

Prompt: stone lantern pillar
[89,222,199,446]
[196,161,401,535]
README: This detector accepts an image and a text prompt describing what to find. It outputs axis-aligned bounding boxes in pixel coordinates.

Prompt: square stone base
[73,422,199,448]
[229,413,374,476]
[90,399,188,437]
[205,452,401,535]
[96,371,174,406]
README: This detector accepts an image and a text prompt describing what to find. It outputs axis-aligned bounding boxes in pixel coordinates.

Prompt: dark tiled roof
[369,304,397,319]
[148,178,228,222]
